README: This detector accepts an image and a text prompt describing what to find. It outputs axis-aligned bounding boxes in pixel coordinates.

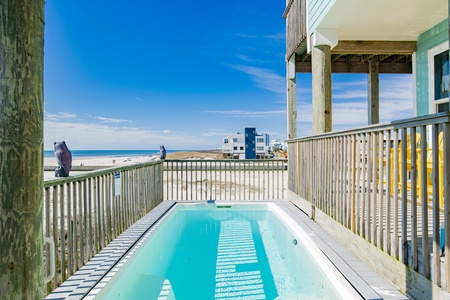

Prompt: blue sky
[44,1,413,150]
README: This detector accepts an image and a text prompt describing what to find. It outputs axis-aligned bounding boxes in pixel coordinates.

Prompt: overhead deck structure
[284,0,448,137]
[284,1,450,299]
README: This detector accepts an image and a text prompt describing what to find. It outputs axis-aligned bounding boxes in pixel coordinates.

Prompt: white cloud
[45,111,80,121]
[95,116,132,123]
[44,113,222,150]
[204,109,285,118]
[264,32,285,40]
[228,65,285,94]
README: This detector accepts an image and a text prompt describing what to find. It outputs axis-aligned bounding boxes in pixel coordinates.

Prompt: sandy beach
[44,151,224,180]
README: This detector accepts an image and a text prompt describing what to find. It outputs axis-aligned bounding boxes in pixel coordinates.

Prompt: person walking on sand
[160,145,167,160]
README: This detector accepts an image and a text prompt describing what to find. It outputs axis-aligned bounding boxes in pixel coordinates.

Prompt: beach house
[284,0,450,298]
[222,126,270,159]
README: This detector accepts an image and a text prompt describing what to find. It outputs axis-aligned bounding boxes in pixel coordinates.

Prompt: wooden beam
[296,61,412,74]
[368,58,380,124]
[0,0,45,298]
[332,40,416,55]
[287,55,297,139]
[312,45,332,134]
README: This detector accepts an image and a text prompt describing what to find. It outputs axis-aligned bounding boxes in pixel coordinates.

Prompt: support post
[368,58,380,124]
[312,44,332,134]
[287,54,297,139]
[0,0,45,298]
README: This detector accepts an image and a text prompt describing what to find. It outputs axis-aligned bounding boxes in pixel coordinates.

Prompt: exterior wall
[222,129,269,159]
[245,127,256,159]
[415,19,448,116]
[308,0,335,36]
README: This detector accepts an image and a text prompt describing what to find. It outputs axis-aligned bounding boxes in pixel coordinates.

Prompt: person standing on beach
[160,145,167,160]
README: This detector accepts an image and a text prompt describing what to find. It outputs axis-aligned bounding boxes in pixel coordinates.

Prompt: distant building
[222,127,269,159]
[269,139,283,152]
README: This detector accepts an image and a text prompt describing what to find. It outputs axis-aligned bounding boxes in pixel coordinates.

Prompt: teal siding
[308,0,335,34]
[415,19,448,116]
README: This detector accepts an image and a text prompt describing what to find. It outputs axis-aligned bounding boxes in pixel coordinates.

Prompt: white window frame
[428,42,449,114]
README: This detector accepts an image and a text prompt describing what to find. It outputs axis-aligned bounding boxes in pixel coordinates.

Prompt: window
[224,138,229,144]
[434,50,449,102]
[256,138,264,143]
[429,43,450,113]
[240,146,244,150]
[233,138,238,143]
[233,146,237,150]
[257,146,264,151]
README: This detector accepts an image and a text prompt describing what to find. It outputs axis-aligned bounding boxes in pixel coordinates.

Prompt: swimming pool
[85,202,362,299]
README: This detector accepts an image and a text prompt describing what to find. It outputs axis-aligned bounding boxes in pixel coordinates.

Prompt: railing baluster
[420,125,429,278]
[443,122,450,291]
[432,124,441,286]
[393,129,399,260]
[385,130,392,255]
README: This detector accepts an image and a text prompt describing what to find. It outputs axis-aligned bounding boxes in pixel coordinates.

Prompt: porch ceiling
[318,0,447,41]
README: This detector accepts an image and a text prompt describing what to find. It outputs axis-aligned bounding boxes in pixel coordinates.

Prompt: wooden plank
[312,44,332,134]
[285,0,307,59]
[432,124,441,286]
[372,132,378,245]
[386,130,392,255]
[420,125,430,278]
[360,134,367,238]
[444,123,450,291]
[332,40,416,54]
[351,135,357,232]
[378,132,384,250]
[411,128,418,271]
[296,60,412,73]
[368,58,380,124]
[393,130,400,260]
[401,128,408,264]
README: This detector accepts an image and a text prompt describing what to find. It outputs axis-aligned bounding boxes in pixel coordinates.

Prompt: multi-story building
[222,127,269,159]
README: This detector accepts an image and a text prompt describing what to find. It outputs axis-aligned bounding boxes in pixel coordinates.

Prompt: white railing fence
[43,161,163,294]
[287,112,450,290]
[163,159,287,201]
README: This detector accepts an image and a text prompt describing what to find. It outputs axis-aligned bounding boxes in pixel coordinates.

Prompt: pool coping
[45,200,408,299]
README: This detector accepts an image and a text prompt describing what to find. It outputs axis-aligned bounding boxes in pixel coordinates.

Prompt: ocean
[44,149,188,159]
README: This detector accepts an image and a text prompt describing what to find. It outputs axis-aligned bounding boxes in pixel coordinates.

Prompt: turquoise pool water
[88,203,361,299]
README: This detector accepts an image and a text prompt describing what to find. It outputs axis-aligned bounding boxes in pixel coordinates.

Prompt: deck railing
[43,161,163,294]
[43,158,287,295]
[287,112,450,291]
[163,159,288,201]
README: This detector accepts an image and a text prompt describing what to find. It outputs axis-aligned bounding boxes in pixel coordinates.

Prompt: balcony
[43,158,287,295]
[287,112,450,294]
[42,112,449,297]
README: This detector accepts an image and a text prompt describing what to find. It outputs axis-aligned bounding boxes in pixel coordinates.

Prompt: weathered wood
[287,57,297,139]
[351,136,357,231]
[286,113,450,295]
[43,162,164,295]
[444,122,450,291]
[284,0,307,59]
[296,56,412,74]
[378,132,384,249]
[401,128,408,264]
[393,130,400,260]
[332,40,416,54]
[411,128,418,271]
[385,130,392,255]
[420,125,430,278]
[368,58,380,124]
[312,44,332,134]
[0,0,45,298]
[432,125,441,286]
